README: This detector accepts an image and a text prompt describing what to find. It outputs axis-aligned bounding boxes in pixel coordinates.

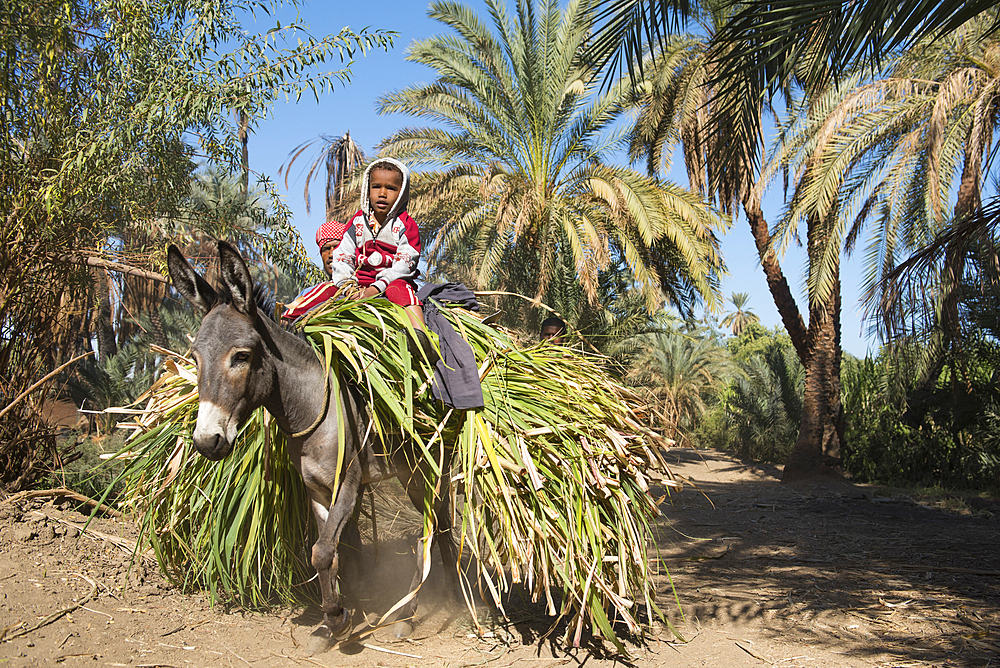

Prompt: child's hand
[360,286,380,299]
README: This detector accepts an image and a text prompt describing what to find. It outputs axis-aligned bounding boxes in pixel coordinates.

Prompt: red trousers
[281,279,420,321]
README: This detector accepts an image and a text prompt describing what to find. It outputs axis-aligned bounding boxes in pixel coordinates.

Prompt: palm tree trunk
[783,267,843,480]
[742,189,810,362]
[916,126,986,394]
[743,193,844,481]
[940,138,984,352]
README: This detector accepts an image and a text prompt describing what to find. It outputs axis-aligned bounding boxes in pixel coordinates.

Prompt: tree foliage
[589,0,1000,186]
[724,335,805,463]
[280,131,368,222]
[625,327,734,444]
[842,341,1000,491]
[375,0,725,329]
[720,292,760,336]
[0,0,392,490]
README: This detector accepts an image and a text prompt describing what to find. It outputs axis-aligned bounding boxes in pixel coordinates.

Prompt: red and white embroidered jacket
[328,157,421,293]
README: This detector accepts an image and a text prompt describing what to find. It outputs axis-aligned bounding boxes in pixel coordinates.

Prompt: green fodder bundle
[110,356,314,609]
[112,298,678,650]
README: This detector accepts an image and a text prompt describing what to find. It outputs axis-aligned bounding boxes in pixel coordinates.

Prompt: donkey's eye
[232,351,251,366]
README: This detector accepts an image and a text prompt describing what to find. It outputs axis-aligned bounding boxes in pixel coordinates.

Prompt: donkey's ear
[217,241,256,320]
[167,245,218,314]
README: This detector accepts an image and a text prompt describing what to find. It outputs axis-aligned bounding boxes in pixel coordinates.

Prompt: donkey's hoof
[325,608,354,641]
[392,619,415,639]
[303,629,333,656]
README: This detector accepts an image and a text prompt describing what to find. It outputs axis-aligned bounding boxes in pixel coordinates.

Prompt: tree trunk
[148,310,169,349]
[238,109,249,198]
[742,192,844,482]
[941,136,984,352]
[937,142,981,356]
[93,268,117,361]
[914,126,986,395]
[783,270,843,481]
[742,189,809,363]
[784,209,844,481]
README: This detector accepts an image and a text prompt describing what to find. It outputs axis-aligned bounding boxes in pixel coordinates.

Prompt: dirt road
[1,448,997,667]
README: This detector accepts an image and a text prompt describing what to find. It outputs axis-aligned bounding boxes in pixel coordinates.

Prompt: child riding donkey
[283,158,426,334]
[283,157,475,408]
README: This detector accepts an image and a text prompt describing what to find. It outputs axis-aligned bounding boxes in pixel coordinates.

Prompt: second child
[280,220,349,321]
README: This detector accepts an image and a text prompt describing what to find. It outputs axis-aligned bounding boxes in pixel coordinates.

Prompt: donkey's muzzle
[193,433,232,461]
[193,399,237,460]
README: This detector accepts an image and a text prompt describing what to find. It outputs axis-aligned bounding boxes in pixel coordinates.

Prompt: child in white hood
[327,157,425,327]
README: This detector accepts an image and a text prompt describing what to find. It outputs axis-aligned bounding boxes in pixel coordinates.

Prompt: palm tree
[280,131,367,223]
[615,0,843,480]
[626,329,732,444]
[766,13,1000,407]
[590,0,1000,355]
[871,20,999,374]
[588,0,1000,186]
[720,292,759,336]
[725,344,805,463]
[620,0,808,356]
[375,0,725,324]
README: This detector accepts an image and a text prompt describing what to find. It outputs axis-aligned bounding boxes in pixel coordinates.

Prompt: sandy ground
[1,448,998,667]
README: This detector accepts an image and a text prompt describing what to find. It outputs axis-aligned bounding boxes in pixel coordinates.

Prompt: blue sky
[246,1,875,357]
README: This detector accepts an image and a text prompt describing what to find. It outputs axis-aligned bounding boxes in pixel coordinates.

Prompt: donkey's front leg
[307,473,362,646]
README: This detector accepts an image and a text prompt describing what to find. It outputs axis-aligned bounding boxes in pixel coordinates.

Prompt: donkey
[166,241,458,650]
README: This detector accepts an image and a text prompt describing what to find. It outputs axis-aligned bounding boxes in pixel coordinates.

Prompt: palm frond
[377,0,724,321]
[279,133,366,219]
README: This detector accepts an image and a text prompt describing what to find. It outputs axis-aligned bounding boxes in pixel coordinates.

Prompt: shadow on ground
[283,451,999,666]
[288,478,644,661]
[655,448,1000,667]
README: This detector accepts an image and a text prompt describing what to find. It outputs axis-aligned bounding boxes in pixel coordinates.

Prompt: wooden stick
[0,351,94,422]
[0,487,122,518]
[359,642,423,659]
[60,254,169,284]
[0,574,97,642]
[57,518,154,562]
[735,641,770,663]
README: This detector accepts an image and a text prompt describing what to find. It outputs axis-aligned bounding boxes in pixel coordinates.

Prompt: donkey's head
[167,242,274,461]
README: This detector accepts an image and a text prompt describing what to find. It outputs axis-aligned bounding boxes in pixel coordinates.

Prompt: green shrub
[842,345,1000,492]
[689,402,735,450]
[722,345,804,463]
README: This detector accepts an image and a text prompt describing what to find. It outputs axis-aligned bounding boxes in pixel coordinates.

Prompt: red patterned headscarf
[316,220,349,248]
